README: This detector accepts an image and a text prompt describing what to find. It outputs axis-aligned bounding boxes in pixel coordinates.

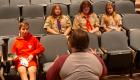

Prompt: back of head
[68,29,89,52]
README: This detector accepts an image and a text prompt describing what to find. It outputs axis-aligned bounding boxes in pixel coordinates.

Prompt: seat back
[71,0,91,3]
[69,3,80,17]
[51,0,71,5]
[22,5,44,18]
[101,31,133,75]
[123,14,140,30]
[40,35,68,62]
[129,29,140,69]
[24,18,45,35]
[101,31,128,51]
[0,6,20,19]
[46,4,68,16]
[93,1,108,15]
[115,1,135,14]
[31,0,50,5]
[8,37,17,54]
[130,29,140,50]
[10,0,30,6]
[0,0,9,6]
[88,33,99,49]
[0,19,18,36]
[91,0,108,3]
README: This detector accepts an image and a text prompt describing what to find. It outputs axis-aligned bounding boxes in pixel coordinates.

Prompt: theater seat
[92,1,108,15]
[22,5,44,18]
[31,0,50,5]
[10,0,30,6]
[24,17,46,35]
[39,35,68,79]
[130,29,140,69]
[101,31,134,76]
[115,1,135,15]
[51,0,71,5]
[0,6,20,19]
[123,14,140,31]
[0,0,9,6]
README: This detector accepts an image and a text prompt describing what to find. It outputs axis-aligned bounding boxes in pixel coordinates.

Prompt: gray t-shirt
[60,52,103,80]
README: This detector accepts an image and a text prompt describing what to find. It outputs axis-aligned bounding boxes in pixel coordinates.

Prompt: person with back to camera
[46,29,107,80]
[101,1,122,32]
[73,1,100,36]
[44,4,72,36]
[11,21,45,80]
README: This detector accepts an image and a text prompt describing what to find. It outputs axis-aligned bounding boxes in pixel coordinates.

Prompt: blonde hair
[105,2,116,17]
[105,2,119,26]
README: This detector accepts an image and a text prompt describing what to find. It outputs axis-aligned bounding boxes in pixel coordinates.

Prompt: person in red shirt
[11,21,45,80]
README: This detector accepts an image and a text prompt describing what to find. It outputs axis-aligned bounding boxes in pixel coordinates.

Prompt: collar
[16,33,33,40]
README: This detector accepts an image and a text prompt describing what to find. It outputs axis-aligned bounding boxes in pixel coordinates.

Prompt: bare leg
[0,67,4,80]
[28,66,37,80]
[18,66,28,80]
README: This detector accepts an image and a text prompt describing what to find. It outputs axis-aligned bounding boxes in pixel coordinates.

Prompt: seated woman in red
[11,21,45,80]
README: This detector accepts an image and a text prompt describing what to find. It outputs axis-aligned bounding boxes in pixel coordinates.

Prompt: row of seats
[0,0,135,19]
[0,0,131,6]
[0,13,139,37]
[0,18,45,36]
[2,29,139,79]
[0,0,136,37]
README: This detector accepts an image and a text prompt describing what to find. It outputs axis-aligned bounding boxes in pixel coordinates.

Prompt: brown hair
[68,29,89,52]
[79,1,93,15]
[51,4,62,17]
[19,21,30,30]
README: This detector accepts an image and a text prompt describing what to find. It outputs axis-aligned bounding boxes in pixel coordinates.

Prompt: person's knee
[28,66,37,73]
[28,66,37,80]
[18,66,27,73]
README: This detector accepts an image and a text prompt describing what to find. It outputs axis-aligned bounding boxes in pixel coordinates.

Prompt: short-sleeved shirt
[44,15,72,34]
[46,51,106,80]
[59,52,103,80]
[101,14,122,30]
[73,13,99,32]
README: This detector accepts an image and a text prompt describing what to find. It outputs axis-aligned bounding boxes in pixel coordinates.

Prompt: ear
[67,40,72,53]
[18,32,21,36]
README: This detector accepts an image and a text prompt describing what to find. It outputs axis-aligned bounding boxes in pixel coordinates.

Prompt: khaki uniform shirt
[44,15,72,34]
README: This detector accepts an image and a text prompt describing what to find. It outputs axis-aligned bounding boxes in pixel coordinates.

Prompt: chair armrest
[128,47,136,61]
[97,48,104,55]
[97,48,104,58]
[121,27,127,34]
[37,53,46,73]
[101,47,108,53]
[43,62,54,72]
[128,47,136,54]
